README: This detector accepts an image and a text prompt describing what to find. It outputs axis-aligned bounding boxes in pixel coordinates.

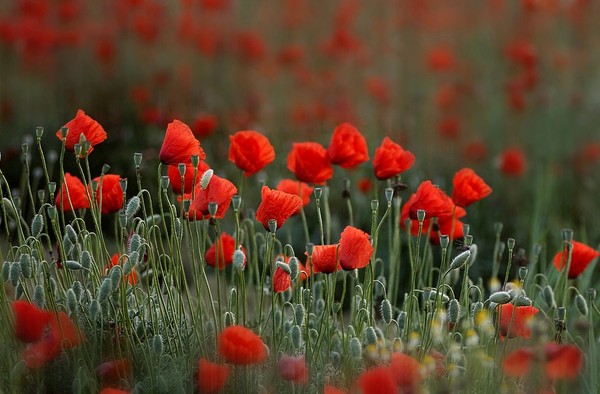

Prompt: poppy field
[1,1,600,393]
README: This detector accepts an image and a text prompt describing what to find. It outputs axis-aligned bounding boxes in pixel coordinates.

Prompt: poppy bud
[233,249,246,271]
[488,291,511,304]
[37,189,45,203]
[542,285,557,309]
[364,326,377,345]
[350,337,362,358]
[201,169,214,190]
[232,195,241,211]
[290,325,302,349]
[575,294,588,316]
[380,299,392,325]
[306,243,314,257]
[289,257,299,280]
[97,278,113,304]
[31,214,44,238]
[160,176,170,191]
[67,289,77,313]
[66,260,83,271]
[295,304,305,326]
[224,311,236,326]
[153,334,164,356]
[449,250,471,271]
[589,288,597,302]
[33,284,45,308]
[126,196,140,219]
[449,299,460,324]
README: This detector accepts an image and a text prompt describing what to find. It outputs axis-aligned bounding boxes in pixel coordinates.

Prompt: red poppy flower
[408,181,455,220]
[552,240,599,279]
[273,265,291,293]
[390,352,422,393]
[217,325,267,365]
[365,77,391,106]
[99,389,131,394]
[463,140,487,163]
[189,174,237,219]
[357,178,373,194]
[90,174,124,215]
[324,385,346,394]
[287,142,334,184]
[192,114,218,139]
[96,359,132,388]
[401,193,467,243]
[356,366,397,394]
[451,168,492,207]
[497,147,527,177]
[167,162,209,195]
[197,358,230,394]
[255,186,303,230]
[159,119,206,165]
[339,226,373,270]
[55,173,90,212]
[437,116,461,139]
[327,123,369,169]
[12,301,53,343]
[503,343,582,380]
[108,253,138,286]
[498,303,539,339]
[306,244,340,274]
[22,311,82,368]
[372,137,415,180]
[277,355,308,384]
[275,179,313,214]
[426,46,456,72]
[56,109,107,154]
[228,130,275,176]
[205,233,245,270]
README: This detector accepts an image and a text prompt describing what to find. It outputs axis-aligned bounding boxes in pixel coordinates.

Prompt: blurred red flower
[96,359,132,388]
[497,147,527,176]
[218,325,267,365]
[99,389,131,394]
[197,358,230,394]
[107,253,138,286]
[275,179,313,214]
[255,186,303,230]
[498,303,539,339]
[339,226,373,270]
[167,161,209,195]
[327,123,369,169]
[373,137,415,180]
[356,366,397,394]
[452,168,492,207]
[287,142,334,184]
[463,140,488,163]
[306,244,340,274]
[503,343,582,380]
[159,119,206,165]
[408,181,455,220]
[90,174,124,215]
[427,46,455,72]
[205,232,245,270]
[22,311,83,368]
[56,109,107,155]
[189,174,237,219]
[390,352,422,393]
[277,355,308,384]
[228,130,275,176]
[552,240,599,279]
[365,77,391,106]
[192,114,218,139]
[324,385,346,394]
[12,300,53,343]
[437,116,461,139]
[55,172,90,212]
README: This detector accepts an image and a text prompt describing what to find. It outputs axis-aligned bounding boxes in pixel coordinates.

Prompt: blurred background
[1,0,600,249]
